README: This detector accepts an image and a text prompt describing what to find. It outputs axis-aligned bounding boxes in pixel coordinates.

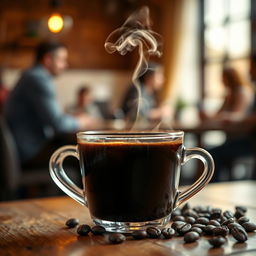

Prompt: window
[200,0,251,111]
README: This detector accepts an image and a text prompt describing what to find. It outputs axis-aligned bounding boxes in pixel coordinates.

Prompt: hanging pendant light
[48,13,64,33]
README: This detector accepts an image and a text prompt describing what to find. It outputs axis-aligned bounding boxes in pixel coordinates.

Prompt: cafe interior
[0,0,255,201]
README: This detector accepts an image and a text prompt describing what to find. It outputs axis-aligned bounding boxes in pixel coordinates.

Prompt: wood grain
[0,181,256,256]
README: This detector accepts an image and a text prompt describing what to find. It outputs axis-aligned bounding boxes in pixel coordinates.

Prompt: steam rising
[104,6,162,128]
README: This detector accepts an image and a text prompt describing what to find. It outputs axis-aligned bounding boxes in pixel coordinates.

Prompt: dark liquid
[78,140,182,222]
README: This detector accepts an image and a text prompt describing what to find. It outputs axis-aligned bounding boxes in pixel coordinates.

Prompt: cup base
[93,214,172,233]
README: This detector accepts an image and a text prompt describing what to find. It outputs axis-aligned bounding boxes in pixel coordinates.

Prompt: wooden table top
[1,181,256,256]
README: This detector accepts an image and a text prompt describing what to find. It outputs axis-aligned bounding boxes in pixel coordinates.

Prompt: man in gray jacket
[5,41,97,167]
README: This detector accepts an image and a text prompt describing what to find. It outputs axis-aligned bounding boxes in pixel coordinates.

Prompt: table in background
[1,181,256,256]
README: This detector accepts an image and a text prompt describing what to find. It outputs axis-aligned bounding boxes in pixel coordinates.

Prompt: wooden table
[1,181,256,256]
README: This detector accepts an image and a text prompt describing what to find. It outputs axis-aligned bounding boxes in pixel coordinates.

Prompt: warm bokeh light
[48,13,64,33]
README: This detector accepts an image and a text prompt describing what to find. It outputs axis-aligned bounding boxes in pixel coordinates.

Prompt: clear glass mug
[49,131,214,233]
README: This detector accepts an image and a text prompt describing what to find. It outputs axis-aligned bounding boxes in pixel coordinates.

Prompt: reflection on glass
[205,27,226,59]
[205,0,227,26]
[229,0,250,20]
[227,21,250,58]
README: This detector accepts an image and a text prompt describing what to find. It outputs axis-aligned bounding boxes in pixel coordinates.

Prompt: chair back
[0,116,21,192]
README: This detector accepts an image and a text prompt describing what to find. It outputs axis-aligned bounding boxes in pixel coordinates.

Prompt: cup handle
[49,145,87,206]
[177,147,214,206]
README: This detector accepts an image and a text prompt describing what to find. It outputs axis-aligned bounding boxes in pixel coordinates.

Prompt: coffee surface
[78,140,182,222]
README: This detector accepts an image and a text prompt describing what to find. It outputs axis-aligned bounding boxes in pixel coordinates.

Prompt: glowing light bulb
[48,13,64,33]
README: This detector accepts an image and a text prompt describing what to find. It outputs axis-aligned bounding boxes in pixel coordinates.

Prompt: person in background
[200,66,254,122]
[67,86,103,120]
[206,66,256,182]
[121,62,171,125]
[0,66,9,113]
[4,41,98,168]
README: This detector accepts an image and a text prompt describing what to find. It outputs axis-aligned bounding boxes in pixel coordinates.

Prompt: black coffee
[78,140,182,222]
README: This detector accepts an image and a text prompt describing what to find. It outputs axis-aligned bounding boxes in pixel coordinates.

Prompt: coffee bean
[213,226,229,237]
[220,216,228,223]
[231,226,248,242]
[181,203,190,213]
[173,216,185,222]
[222,218,235,226]
[210,208,222,219]
[132,230,147,240]
[171,208,182,219]
[196,217,209,225]
[185,216,196,224]
[204,225,215,235]
[161,228,175,239]
[234,209,245,219]
[238,216,250,225]
[223,210,234,219]
[65,218,79,228]
[177,223,191,235]
[193,206,204,213]
[208,220,221,227]
[235,206,247,213]
[192,223,206,229]
[171,221,186,230]
[208,236,226,247]
[242,222,256,232]
[198,213,211,219]
[108,233,126,244]
[183,209,198,219]
[91,225,106,235]
[77,224,91,236]
[190,227,203,235]
[227,223,244,231]
[146,227,161,238]
[184,231,200,243]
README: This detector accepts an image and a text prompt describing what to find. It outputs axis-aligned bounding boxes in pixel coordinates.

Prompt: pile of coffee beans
[65,203,256,247]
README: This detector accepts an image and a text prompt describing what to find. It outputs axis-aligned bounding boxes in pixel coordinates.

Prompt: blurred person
[67,86,103,120]
[4,41,98,168]
[121,62,171,124]
[200,66,254,122]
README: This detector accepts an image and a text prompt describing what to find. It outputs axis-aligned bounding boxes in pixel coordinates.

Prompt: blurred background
[0,0,255,200]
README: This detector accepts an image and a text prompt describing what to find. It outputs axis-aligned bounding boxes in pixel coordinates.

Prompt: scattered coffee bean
[65,218,79,228]
[223,210,234,219]
[185,216,196,224]
[171,208,182,218]
[181,203,190,213]
[196,217,209,225]
[193,206,204,213]
[238,216,250,225]
[131,230,147,240]
[208,220,221,227]
[208,236,226,247]
[231,226,248,243]
[227,223,243,231]
[204,225,215,235]
[192,223,206,229]
[108,233,126,244]
[234,209,245,219]
[213,226,229,237]
[222,218,235,226]
[183,209,198,219]
[210,208,222,219]
[161,228,175,239]
[173,215,185,222]
[190,227,203,235]
[146,227,161,238]
[171,221,186,230]
[198,213,211,219]
[177,223,191,235]
[91,225,106,235]
[242,222,256,232]
[235,206,247,213]
[184,231,200,243]
[77,224,91,236]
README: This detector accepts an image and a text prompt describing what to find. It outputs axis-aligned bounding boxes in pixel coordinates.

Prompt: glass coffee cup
[49,131,214,233]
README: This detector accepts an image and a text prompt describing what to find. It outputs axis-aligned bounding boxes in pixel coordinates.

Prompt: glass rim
[77,130,184,140]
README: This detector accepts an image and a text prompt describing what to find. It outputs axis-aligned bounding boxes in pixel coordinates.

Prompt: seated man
[4,41,99,168]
